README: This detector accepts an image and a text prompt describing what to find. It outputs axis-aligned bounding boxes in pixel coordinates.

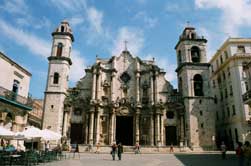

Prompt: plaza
[42,152,238,166]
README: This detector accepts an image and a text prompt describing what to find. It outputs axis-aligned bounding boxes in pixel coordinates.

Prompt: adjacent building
[210,38,251,149]
[0,52,32,132]
[27,99,43,128]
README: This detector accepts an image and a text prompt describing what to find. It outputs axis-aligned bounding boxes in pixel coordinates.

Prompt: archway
[116,116,133,145]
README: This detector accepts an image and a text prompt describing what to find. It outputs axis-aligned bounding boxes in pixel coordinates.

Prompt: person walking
[236,142,244,166]
[135,143,140,154]
[221,141,226,159]
[243,141,251,165]
[111,143,117,161]
[73,143,80,159]
[170,143,174,153]
[117,142,123,160]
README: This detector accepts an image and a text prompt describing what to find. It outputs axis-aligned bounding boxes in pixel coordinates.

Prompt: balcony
[0,86,33,109]
[243,90,251,105]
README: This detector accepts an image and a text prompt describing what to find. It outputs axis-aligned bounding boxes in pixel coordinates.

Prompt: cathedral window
[53,72,59,84]
[56,43,63,57]
[191,46,200,63]
[178,50,182,65]
[166,111,174,119]
[61,26,65,32]
[232,105,236,115]
[193,74,203,96]
[227,107,230,117]
[237,45,245,53]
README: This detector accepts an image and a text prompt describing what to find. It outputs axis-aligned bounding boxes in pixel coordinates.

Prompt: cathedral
[42,21,215,150]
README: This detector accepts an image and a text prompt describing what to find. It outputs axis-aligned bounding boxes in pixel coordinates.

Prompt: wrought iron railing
[0,86,33,107]
[243,90,251,103]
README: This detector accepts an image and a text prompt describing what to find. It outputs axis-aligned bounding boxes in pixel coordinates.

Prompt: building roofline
[0,52,32,76]
[209,37,251,63]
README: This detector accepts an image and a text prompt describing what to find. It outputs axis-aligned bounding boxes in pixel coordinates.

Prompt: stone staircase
[78,145,193,153]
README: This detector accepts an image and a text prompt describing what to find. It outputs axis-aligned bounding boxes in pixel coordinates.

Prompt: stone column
[92,70,97,100]
[180,114,185,145]
[109,111,115,144]
[136,73,140,103]
[84,114,89,144]
[62,111,68,137]
[154,73,158,102]
[135,111,140,144]
[150,72,154,105]
[160,114,164,146]
[89,109,94,145]
[155,113,160,146]
[150,114,154,146]
[95,111,100,144]
[111,73,115,102]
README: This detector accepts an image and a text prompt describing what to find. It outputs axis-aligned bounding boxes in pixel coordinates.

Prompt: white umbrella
[17,126,42,150]
[18,126,42,139]
[41,129,62,141]
[0,126,14,138]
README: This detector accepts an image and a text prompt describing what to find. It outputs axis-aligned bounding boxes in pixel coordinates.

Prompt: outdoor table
[9,154,21,166]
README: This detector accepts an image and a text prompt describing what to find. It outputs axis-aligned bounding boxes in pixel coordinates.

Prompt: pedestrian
[111,143,117,160]
[170,143,174,153]
[135,143,140,154]
[243,141,251,165]
[221,141,226,159]
[95,142,100,153]
[45,141,50,151]
[117,142,123,160]
[73,143,80,159]
[236,142,244,166]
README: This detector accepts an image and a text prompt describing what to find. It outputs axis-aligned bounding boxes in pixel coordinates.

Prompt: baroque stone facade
[43,21,216,149]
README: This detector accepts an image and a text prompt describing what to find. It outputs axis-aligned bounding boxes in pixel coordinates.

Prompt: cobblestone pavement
[41,153,238,166]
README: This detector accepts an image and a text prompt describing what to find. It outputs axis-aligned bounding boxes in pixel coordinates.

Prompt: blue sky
[1,0,251,99]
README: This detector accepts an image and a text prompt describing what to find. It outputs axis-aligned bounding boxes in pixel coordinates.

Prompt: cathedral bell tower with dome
[42,20,74,134]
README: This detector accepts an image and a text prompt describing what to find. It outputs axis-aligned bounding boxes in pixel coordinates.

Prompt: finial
[124,40,128,51]
[96,54,98,59]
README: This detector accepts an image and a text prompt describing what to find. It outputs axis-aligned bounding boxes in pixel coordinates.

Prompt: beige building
[28,99,43,128]
[42,22,216,150]
[0,52,32,132]
[210,38,251,149]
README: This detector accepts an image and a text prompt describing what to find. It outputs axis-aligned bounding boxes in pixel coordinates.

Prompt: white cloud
[68,16,85,27]
[0,0,29,15]
[0,19,85,83]
[195,0,251,36]
[0,19,51,58]
[49,0,87,13]
[86,7,104,34]
[133,11,158,28]
[70,50,86,82]
[111,27,144,56]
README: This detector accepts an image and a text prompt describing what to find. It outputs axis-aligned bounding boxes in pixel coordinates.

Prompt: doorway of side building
[70,123,84,144]
[166,126,177,145]
[116,116,133,145]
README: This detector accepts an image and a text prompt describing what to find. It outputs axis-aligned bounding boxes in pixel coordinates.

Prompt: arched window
[194,74,203,96]
[191,46,200,63]
[56,43,63,57]
[178,50,182,64]
[53,72,59,84]
[61,26,65,32]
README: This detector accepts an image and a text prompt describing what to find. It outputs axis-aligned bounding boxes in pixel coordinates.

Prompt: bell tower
[175,26,215,149]
[42,20,74,134]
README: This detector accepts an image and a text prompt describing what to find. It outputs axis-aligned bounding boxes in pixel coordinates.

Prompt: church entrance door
[165,126,177,145]
[70,123,83,144]
[116,116,133,145]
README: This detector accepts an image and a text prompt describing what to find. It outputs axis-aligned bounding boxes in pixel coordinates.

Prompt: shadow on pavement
[174,153,238,166]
